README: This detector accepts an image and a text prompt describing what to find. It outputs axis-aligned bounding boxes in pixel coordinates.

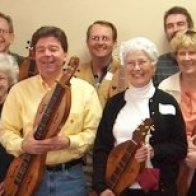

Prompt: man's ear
[63,53,68,65]
[86,39,90,47]
[113,40,117,49]
[65,52,72,65]
[9,33,14,45]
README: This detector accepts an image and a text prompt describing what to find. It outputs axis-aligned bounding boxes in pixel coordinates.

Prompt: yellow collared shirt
[0,75,102,165]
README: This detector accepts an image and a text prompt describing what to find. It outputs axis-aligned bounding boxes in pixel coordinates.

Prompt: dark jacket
[0,146,14,182]
[93,89,187,195]
[9,51,25,66]
[0,104,14,182]
[153,53,178,87]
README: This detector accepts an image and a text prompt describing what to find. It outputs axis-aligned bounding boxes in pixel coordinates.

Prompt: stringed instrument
[18,41,37,81]
[106,118,153,195]
[3,56,79,196]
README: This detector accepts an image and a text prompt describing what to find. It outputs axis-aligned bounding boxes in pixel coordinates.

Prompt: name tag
[159,103,176,115]
[105,72,113,80]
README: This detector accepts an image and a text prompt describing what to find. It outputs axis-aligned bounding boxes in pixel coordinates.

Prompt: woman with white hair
[93,37,187,196]
[0,53,18,196]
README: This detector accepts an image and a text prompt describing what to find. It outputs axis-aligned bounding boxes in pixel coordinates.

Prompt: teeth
[134,74,142,77]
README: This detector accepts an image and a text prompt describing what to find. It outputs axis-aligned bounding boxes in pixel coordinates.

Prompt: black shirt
[0,104,14,182]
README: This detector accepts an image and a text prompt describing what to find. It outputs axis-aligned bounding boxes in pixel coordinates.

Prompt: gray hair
[0,54,18,86]
[119,37,159,66]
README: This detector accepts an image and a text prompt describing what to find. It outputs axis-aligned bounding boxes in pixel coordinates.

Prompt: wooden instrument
[18,41,37,81]
[3,56,79,196]
[106,118,153,195]
[177,129,196,196]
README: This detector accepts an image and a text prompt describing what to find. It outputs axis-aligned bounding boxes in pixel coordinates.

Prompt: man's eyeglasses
[90,35,111,42]
[0,28,10,35]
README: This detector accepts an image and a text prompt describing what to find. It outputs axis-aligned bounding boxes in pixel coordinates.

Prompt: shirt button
[70,119,74,123]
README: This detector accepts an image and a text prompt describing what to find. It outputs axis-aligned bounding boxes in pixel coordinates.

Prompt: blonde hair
[170,30,196,54]
[0,54,18,86]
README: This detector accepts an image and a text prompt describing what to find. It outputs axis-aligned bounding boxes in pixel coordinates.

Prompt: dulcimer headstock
[26,40,35,60]
[18,40,36,81]
[59,56,80,85]
[65,56,79,73]
[132,118,154,145]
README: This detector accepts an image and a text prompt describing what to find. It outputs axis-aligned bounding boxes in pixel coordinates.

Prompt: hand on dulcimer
[21,131,70,155]
[3,56,79,196]
[105,118,154,196]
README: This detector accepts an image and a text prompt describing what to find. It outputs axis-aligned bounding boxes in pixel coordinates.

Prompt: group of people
[0,5,195,196]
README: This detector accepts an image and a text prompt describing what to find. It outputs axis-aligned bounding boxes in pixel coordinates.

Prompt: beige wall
[1,0,196,63]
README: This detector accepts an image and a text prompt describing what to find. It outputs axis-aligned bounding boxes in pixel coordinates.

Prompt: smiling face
[87,24,116,59]
[35,36,67,81]
[176,47,196,76]
[0,17,14,53]
[124,50,155,88]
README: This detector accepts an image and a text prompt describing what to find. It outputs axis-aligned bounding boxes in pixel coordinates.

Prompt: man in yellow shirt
[0,26,102,196]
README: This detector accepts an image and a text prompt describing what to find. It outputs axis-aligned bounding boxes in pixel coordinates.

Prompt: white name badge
[105,72,113,80]
[159,103,176,115]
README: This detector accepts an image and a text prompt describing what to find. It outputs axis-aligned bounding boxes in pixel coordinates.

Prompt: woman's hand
[100,189,115,196]
[186,151,196,168]
[135,144,149,163]
[186,135,196,168]
[187,135,196,150]
[0,181,5,196]
[135,144,154,163]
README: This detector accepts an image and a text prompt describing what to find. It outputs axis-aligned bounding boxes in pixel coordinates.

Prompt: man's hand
[22,132,70,154]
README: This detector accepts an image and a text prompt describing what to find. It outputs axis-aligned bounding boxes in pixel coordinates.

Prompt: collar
[125,80,155,102]
[166,72,181,92]
[37,75,56,90]
[92,58,113,83]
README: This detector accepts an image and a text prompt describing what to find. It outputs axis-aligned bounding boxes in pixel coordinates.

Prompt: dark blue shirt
[153,53,179,87]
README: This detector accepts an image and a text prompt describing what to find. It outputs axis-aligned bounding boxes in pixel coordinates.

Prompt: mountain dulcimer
[106,118,153,195]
